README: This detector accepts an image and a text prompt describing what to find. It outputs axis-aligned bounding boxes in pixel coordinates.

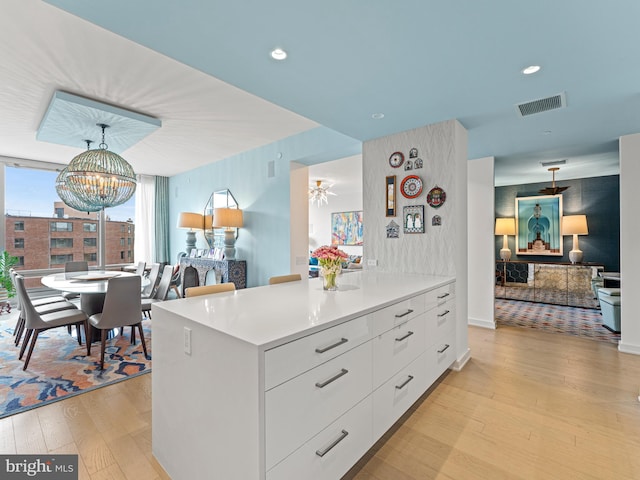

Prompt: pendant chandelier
[538,167,569,195]
[308,180,335,207]
[57,123,137,210]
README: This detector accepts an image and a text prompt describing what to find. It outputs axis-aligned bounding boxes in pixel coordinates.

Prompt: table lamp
[213,207,243,260]
[562,215,588,264]
[495,217,516,261]
[177,212,203,255]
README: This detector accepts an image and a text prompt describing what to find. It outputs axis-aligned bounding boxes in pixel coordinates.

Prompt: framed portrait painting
[515,194,563,256]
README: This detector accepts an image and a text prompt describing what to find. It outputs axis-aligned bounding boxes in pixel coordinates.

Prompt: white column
[618,133,640,354]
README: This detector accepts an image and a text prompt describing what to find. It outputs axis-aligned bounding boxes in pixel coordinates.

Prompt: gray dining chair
[14,274,89,371]
[89,275,147,370]
[141,262,161,299]
[134,261,146,276]
[142,264,173,318]
[62,260,89,301]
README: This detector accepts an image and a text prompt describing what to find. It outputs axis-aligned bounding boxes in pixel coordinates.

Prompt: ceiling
[3,1,638,184]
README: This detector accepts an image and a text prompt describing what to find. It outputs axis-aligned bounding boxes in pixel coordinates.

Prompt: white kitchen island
[152,271,457,480]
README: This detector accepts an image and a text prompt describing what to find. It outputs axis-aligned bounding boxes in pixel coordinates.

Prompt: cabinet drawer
[265,340,372,470]
[267,396,373,480]
[372,352,428,441]
[424,326,456,388]
[425,303,456,346]
[372,313,426,389]
[265,314,372,390]
[371,294,425,337]
[425,282,456,312]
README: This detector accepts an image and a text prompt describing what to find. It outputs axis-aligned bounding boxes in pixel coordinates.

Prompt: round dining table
[41,270,148,341]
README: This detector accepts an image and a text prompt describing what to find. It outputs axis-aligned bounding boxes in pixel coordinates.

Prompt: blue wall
[495,175,620,270]
[169,127,361,287]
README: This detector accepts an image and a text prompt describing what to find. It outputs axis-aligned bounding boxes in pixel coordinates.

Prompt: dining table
[41,270,149,341]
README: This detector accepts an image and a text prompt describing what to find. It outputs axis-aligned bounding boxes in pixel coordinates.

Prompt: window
[128,225,132,233]
[128,250,132,258]
[14,238,24,249]
[121,225,125,233]
[14,221,24,231]
[120,251,125,260]
[128,237,132,245]
[84,238,97,247]
[51,238,73,248]
[51,254,73,265]
[55,207,64,218]
[50,222,73,232]
[83,223,97,232]
[120,238,125,246]
[15,256,24,267]
[84,253,97,262]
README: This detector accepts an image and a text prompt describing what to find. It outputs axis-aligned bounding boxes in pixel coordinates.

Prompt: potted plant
[0,250,19,299]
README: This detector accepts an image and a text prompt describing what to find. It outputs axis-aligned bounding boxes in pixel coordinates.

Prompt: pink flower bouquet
[311,246,348,290]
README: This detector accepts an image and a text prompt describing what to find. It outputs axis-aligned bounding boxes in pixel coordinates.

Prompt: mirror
[204,189,238,249]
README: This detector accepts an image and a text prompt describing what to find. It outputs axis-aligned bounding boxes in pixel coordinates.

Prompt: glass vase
[323,272,338,291]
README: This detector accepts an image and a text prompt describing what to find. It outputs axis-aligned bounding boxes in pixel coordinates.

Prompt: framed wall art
[403,205,425,234]
[331,210,364,246]
[515,194,563,256]
[386,175,396,216]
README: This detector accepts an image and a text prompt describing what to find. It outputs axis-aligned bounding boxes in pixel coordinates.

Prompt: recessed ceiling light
[371,113,385,119]
[522,65,541,75]
[271,48,287,60]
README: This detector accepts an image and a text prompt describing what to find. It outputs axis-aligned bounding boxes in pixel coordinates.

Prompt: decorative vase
[323,272,338,291]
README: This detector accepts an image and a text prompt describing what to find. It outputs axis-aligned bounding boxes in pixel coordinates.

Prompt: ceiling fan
[538,167,569,195]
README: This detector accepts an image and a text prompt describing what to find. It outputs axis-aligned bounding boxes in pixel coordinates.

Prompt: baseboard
[468,316,495,329]
[618,342,640,356]
[451,347,471,371]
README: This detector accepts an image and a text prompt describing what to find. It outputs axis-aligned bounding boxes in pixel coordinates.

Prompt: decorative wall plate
[414,158,423,169]
[432,215,442,226]
[388,151,404,168]
[409,148,418,158]
[404,160,413,171]
[400,175,423,199]
[426,185,446,207]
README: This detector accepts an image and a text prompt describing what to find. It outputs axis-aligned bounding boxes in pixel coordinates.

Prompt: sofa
[597,287,621,333]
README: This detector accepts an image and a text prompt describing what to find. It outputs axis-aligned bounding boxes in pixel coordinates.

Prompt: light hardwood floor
[2,325,640,479]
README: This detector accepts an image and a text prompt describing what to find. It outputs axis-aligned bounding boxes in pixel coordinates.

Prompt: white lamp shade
[213,208,243,228]
[177,212,203,230]
[562,215,588,235]
[495,217,516,235]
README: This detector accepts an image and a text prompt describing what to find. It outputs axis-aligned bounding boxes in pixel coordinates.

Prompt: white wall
[309,190,363,257]
[618,133,640,355]
[467,156,496,329]
[362,119,469,369]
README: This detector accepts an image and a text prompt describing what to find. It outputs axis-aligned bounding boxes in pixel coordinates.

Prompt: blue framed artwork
[515,194,563,256]
[331,211,364,246]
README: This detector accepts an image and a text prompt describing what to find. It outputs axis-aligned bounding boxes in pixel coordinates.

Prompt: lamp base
[569,249,583,264]
[185,230,197,255]
[223,229,236,260]
[499,248,512,261]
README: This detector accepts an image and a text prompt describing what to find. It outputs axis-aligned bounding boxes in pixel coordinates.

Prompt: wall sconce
[562,215,588,264]
[495,217,516,261]
[213,207,243,260]
[177,212,203,255]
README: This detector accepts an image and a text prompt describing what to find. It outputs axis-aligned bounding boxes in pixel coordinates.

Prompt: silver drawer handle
[437,344,450,354]
[395,375,414,390]
[395,330,414,342]
[395,309,414,318]
[437,310,450,318]
[315,429,349,457]
[437,292,450,299]
[315,368,348,388]
[315,337,348,353]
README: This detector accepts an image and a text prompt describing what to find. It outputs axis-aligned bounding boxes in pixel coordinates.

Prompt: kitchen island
[152,271,457,480]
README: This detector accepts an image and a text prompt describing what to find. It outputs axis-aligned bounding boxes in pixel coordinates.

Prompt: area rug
[495,299,621,345]
[0,316,152,418]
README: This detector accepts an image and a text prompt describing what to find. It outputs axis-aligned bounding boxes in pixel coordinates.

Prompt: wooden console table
[179,257,247,296]
[495,260,603,308]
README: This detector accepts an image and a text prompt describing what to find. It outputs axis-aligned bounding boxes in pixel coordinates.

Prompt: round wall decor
[400,175,423,198]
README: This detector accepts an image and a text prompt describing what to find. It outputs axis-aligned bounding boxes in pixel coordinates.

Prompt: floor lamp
[562,215,588,264]
[177,212,203,255]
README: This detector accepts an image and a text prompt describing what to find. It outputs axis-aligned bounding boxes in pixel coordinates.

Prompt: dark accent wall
[495,175,619,271]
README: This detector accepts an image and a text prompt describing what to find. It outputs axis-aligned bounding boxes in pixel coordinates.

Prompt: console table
[495,260,603,308]
[179,257,247,295]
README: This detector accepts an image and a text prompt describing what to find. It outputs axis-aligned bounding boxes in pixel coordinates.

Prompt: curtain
[154,176,170,263]
[134,174,155,264]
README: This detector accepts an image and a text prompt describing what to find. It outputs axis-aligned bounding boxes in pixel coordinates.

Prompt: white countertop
[153,271,454,350]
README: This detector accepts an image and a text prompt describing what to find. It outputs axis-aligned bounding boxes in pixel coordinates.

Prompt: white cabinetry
[152,272,457,480]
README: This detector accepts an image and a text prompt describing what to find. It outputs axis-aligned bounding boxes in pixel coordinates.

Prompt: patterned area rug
[0,316,151,418]
[495,299,621,345]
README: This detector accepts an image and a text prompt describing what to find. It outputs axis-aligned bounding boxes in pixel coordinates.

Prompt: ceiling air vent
[516,92,566,117]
